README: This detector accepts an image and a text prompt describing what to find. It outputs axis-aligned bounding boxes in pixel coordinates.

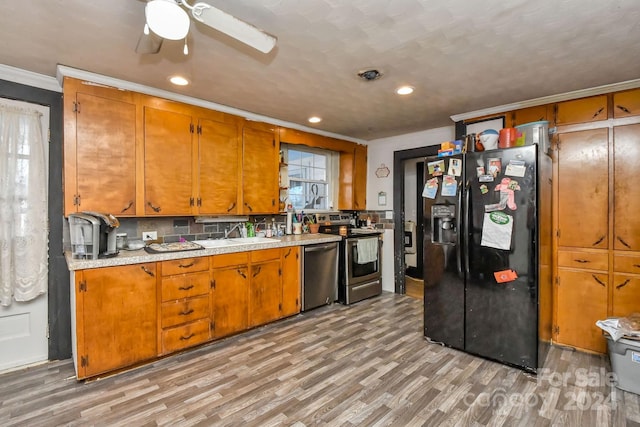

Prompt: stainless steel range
[315,213,383,305]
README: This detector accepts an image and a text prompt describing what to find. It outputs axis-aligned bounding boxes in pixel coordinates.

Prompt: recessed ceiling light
[396,86,414,95]
[308,116,322,124]
[169,75,189,86]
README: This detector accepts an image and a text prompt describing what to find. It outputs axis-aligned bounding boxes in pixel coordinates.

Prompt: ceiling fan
[136,0,277,55]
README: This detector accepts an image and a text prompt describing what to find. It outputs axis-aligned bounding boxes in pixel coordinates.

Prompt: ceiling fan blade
[136,31,164,54]
[190,3,277,53]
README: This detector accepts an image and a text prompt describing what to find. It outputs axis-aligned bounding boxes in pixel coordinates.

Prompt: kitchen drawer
[161,256,209,276]
[161,296,209,328]
[161,271,210,302]
[614,253,640,275]
[161,319,210,354]
[251,248,281,263]
[557,250,608,271]
[212,252,249,268]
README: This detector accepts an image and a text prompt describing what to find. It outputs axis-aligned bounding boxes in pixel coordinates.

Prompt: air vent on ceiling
[357,69,383,81]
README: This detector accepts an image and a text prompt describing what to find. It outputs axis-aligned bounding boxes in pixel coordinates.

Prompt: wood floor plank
[0,292,637,426]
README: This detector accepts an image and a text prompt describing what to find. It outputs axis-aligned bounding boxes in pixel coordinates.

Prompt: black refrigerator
[422,144,550,373]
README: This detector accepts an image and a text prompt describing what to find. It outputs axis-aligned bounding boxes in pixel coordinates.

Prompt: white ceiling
[1,0,639,140]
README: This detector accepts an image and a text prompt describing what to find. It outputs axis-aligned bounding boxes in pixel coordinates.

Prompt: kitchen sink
[192,239,242,248]
[228,237,281,244]
[192,237,281,248]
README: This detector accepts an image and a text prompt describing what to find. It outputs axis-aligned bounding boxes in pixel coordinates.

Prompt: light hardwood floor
[1,292,638,426]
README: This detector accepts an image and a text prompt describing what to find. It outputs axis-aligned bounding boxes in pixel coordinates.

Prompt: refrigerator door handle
[456,179,463,277]
[464,179,471,275]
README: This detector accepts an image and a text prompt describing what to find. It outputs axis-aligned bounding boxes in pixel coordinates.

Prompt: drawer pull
[179,309,195,316]
[574,259,589,264]
[141,266,155,277]
[617,236,631,249]
[592,235,605,246]
[180,333,194,341]
[237,269,247,279]
[178,262,195,269]
[592,275,606,287]
[178,285,194,291]
[634,264,640,269]
[616,279,631,290]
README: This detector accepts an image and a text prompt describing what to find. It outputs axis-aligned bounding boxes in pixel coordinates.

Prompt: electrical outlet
[143,231,157,241]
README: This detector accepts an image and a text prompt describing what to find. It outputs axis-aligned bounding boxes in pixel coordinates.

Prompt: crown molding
[56,65,366,144]
[0,64,61,92]
[450,78,640,123]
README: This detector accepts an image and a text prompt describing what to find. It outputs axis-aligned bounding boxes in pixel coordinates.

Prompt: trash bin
[607,336,640,394]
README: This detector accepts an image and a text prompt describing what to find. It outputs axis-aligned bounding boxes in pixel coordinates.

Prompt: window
[282,145,337,212]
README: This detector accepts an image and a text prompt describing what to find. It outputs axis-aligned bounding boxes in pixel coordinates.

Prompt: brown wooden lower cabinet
[73,246,302,379]
[74,263,158,379]
[555,268,608,353]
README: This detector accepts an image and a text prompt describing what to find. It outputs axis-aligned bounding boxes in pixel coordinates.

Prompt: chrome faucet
[224,223,243,239]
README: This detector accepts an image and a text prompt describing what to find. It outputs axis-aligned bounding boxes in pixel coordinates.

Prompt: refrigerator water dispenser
[431,204,456,245]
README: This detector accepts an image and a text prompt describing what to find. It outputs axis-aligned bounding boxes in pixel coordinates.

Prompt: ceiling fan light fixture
[146,0,190,41]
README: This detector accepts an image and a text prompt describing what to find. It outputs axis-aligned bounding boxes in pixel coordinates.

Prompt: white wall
[366,125,455,292]
[366,126,455,211]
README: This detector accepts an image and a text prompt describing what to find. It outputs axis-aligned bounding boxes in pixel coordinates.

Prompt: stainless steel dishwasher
[301,242,338,311]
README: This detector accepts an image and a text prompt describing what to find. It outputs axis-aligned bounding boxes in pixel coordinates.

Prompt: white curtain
[0,103,48,306]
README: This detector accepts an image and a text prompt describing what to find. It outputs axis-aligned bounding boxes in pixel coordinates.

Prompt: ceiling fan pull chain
[183,38,189,55]
[143,23,150,36]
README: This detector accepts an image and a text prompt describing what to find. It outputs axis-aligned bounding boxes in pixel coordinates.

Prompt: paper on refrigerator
[480,211,513,250]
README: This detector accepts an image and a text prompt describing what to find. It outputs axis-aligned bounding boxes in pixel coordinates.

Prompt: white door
[0,98,49,372]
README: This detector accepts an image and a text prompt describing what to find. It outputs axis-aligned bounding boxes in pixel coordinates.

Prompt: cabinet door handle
[592,107,604,119]
[147,201,161,213]
[227,202,236,212]
[616,279,631,290]
[616,105,631,114]
[178,285,194,291]
[244,202,253,212]
[141,266,155,277]
[616,236,631,249]
[178,262,195,269]
[179,309,194,316]
[634,264,640,269]
[574,259,589,264]
[253,266,262,278]
[592,275,606,287]
[592,235,605,246]
[237,269,247,279]
[120,201,133,213]
[284,248,292,259]
[180,333,194,341]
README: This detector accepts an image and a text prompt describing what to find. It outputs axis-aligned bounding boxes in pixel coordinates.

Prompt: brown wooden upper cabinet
[511,105,549,127]
[556,128,609,249]
[197,117,241,215]
[241,122,279,215]
[339,144,367,210]
[63,77,138,216]
[555,95,608,125]
[613,88,640,118]
[614,124,640,251]
[143,104,194,216]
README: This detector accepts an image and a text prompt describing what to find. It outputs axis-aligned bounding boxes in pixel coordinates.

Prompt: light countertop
[65,234,342,271]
